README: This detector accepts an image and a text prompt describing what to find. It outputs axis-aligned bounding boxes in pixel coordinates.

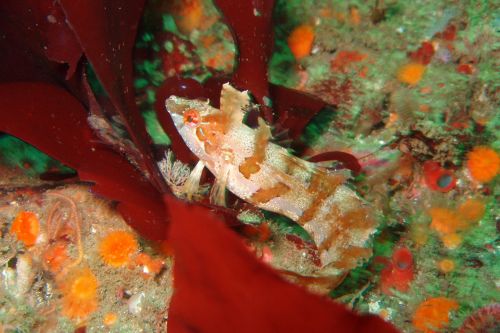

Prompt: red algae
[409,41,435,65]
[330,50,367,73]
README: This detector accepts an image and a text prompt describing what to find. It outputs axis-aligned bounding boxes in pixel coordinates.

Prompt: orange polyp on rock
[99,230,139,267]
[349,6,361,25]
[428,208,465,235]
[43,242,69,274]
[397,63,426,85]
[103,312,118,326]
[442,233,462,249]
[61,268,99,320]
[457,199,485,223]
[438,259,455,273]
[174,0,203,35]
[134,253,164,278]
[466,146,500,183]
[412,297,459,333]
[287,24,315,60]
[10,211,40,247]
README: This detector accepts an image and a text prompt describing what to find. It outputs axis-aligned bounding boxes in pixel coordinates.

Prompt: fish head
[165,95,222,160]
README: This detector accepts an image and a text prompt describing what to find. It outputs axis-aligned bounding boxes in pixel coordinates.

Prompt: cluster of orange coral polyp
[412,297,458,332]
[99,230,138,267]
[428,208,466,235]
[287,24,314,60]
[428,199,485,249]
[10,211,40,247]
[466,146,499,183]
[61,268,99,320]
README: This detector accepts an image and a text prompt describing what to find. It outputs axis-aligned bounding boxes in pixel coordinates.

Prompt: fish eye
[183,108,200,126]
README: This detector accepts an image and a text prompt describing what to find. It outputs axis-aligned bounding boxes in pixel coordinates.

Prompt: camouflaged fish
[165,83,376,278]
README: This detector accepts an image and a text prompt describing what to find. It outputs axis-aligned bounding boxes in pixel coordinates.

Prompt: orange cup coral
[173,0,203,35]
[287,24,315,60]
[412,297,459,332]
[397,62,426,85]
[438,259,455,273]
[99,230,138,267]
[43,242,69,274]
[457,198,486,223]
[466,146,499,183]
[428,208,466,235]
[61,268,99,320]
[10,211,40,247]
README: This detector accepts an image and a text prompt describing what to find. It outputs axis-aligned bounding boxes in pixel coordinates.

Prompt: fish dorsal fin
[220,83,250,116]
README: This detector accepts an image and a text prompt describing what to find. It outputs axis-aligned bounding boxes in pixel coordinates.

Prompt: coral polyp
[99,230,139,267]
[466,147,499,183]
[10,211,40,247]
[60,268,99,321]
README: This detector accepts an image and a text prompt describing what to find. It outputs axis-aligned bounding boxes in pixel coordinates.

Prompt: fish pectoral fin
[181,160,205,201]
[210,166,230,207]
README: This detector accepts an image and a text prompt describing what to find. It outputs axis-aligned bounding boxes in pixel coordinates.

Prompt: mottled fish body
[165,83,375,277]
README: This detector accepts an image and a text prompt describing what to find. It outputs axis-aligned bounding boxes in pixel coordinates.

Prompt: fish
[164,83,376,280]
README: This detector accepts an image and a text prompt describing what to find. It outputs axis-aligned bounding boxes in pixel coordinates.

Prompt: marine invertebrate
[428,207,471,249]
[466,146,499,183]
[43,242,69,274]
[422,161,456,193]
[10,211,40,247]
[99,230,139,267]
[457,198,485,223]
[412,297,459,333]
[437,259,455,273]
[172,0,204,35]
[379,247,414,295]
[287,24,315,60]
[397,63,426,85]
[61,268,99,321]
[458,303,500,333]
[103,312,118,327]
[134,253,164,279]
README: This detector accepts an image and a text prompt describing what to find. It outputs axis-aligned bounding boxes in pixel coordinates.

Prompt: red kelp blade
[59,0,167,192]
[308,151,362,175]
[270,83,326,142]
[0,83,168,241]
[165,195,399,333]
[214,0,275,109]
[0,0,81,84]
